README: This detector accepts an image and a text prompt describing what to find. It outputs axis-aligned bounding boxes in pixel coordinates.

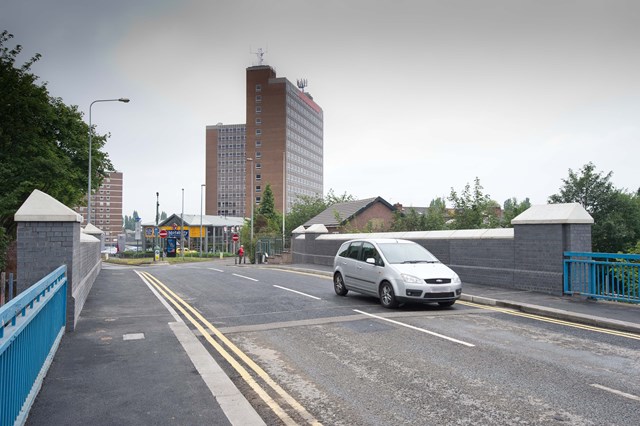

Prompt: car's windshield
[377,242,439,264]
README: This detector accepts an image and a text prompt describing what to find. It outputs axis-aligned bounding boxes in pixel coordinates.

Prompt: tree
[325,189,355,206]
[0,32,112,231]
[123,210,140,230]
[425,197,447,230]
[160,211,167,221]
[502,197,531,227]
[257,184,277,221]
[391,207,425,231]
[284,189,356,235]
[448,177,499,229]
[549,162,640,253]
[548,162,615,214]
[1,32,112,265]
[285,194,326,235]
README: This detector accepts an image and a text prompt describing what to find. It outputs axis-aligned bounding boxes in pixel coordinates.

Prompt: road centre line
[232,273,259,281]
[273,285,321,300]
[136,271,321,425]
[137,272,293,424]
[208,268,224,272]
[353,309,475,347]
[590,384,640,402]
[457,301,640,340]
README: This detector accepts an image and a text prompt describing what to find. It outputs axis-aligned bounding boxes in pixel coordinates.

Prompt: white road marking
[208,268,224,272]
[232,273,259,282]
[273,285,321,300]
[591,384,640,402]
[353,309,476,347]
[123,333,145,341]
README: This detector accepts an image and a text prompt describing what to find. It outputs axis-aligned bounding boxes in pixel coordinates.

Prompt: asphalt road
[140,263,640,425]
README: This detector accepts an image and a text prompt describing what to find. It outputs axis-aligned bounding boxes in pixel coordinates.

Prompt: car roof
[343,238,415,245]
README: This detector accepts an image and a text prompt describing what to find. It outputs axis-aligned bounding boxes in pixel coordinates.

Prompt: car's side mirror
[366,257,376,265]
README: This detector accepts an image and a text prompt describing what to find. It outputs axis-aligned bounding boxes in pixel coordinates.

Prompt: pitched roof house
[303,196,396,233]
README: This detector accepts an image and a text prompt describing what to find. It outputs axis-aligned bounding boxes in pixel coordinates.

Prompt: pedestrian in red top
[238,245,245,263]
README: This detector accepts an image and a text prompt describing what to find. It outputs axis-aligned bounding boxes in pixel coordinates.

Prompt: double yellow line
[136,270,322,425]
[458,300,640,340]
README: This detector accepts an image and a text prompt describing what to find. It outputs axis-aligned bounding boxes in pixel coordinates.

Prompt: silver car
[333,238,462,308]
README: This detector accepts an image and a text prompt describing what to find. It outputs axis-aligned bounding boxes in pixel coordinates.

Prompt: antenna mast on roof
[297,78,308,92]
[250,47,267,66]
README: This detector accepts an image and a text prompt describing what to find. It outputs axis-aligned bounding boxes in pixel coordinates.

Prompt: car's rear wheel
[379,282,398,309]
[438,300,455,307]
[334,272,348,296]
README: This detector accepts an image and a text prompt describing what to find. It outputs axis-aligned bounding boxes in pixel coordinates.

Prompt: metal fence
[1,271,18,307]
[0,265,67,426]
[255,237,291,263]
[564,252,640,303]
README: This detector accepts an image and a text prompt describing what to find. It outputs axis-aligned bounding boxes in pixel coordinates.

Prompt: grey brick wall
[17,222,78,294]
[293,222,592,295]
[17,221,102,331]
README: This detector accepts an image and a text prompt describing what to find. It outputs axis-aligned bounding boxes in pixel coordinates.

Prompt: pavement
[24,260,640,426]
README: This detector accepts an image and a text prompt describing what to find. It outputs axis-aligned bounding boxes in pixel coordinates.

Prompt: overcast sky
[2,0,639,222]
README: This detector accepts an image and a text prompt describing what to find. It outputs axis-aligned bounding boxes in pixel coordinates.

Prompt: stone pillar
[83,223,105,251]
[15,190,86,330]
[302,224,329,265]
[511,203,593,295]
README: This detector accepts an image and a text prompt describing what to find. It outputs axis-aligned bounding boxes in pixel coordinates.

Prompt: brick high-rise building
[76,171,123,245]
[206,64,323,217]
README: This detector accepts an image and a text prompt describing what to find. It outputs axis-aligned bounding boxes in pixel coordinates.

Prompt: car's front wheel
[379,282,398,309]
[334,272,348,296]
[438,300,456,307]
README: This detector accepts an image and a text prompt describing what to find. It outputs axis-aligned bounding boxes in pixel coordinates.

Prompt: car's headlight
[452,274,462,284]
[401,273,423,284]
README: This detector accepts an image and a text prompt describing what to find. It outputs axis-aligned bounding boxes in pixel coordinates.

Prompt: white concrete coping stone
[511,203,594,225]
[305,224,329,233]
[83,223,104,235]
[14,189,83,223]
[81,232,100,242]
[292,225,306,234]
[318,229,514,241]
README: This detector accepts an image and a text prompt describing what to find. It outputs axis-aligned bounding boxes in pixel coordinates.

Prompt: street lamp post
[200,184,205,257]
[155,191,160,262]
[87,98,129,224]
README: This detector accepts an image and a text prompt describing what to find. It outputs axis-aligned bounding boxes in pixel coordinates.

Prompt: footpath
[25,260,640,426]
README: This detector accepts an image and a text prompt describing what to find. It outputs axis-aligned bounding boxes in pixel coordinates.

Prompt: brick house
[303,197,396,233]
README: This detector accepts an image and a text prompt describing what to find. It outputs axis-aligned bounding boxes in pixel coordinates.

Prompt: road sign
[159,229,168,238]
[232,234,239,242]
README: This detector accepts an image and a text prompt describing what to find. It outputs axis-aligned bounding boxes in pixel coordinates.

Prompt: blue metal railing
[564,252,640,303]
[0,265,67,426]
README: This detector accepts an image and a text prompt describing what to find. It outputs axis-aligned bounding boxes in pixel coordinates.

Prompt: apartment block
[206,64,323,217]
[76,171,123,245]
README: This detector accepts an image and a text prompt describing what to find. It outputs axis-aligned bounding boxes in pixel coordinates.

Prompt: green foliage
[0,227,9,270]
[448,177,500,229]
[258,184,277,221]
[285,194,326,235]
[0,31,112,234]
[425,198,447,230]
[123,210,140,230]
[549,162,640,253]
[325,188,355,205]
[160,211,167,220]
[391,207,425,231]
[502,197,531,227]
[283,189,355,235]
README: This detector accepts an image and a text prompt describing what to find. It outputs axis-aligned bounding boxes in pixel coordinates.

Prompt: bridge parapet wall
[293,203,593,295]
[15,190,102,330]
